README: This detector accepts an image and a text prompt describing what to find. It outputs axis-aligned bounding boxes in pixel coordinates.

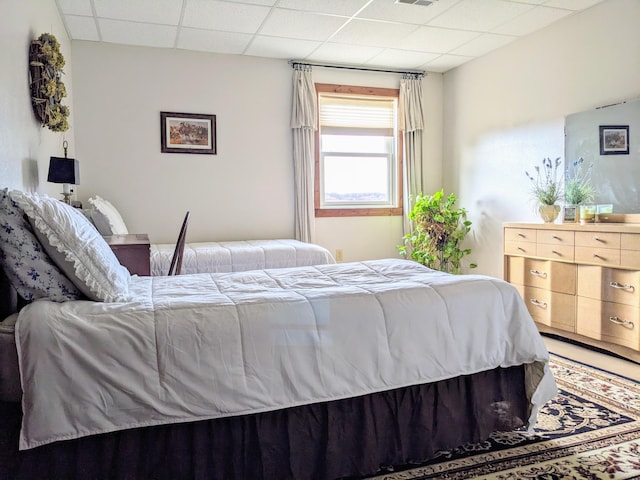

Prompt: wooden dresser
[504,222,640,363]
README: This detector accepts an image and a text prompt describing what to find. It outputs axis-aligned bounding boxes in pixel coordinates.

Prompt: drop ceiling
[55,0,605,73]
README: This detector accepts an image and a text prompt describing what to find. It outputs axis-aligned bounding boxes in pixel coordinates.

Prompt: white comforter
[149,239,335,275]
[16,259,557,450]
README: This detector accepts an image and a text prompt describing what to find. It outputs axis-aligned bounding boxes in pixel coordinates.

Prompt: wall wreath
[29,33,70,132]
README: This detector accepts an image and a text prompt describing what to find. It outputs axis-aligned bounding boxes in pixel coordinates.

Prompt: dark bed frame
[0,270,529,480]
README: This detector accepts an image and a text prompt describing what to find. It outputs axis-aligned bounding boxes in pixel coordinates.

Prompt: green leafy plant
[398,190,476,274]
[565,157,594,205]
[525,157,563,206]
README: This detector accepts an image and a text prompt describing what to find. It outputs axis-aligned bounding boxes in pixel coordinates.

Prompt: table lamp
[47,140,79,204]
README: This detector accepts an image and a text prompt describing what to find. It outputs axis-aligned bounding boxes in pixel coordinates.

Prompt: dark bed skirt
[1,365,527,480]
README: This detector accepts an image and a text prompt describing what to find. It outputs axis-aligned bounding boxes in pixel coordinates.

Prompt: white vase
[539,204,561,223]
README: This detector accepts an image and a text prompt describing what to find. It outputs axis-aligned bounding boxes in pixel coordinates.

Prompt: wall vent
[395,0,437,6]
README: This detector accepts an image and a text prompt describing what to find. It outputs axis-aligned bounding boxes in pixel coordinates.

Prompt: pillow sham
[87,196,129,236]
[0,188,82,302]
[10,191,133,303]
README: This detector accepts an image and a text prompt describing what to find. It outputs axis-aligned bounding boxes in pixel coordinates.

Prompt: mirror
[565,98,640,213]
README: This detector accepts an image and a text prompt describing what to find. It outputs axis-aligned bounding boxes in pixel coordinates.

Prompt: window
[315,84,402,217]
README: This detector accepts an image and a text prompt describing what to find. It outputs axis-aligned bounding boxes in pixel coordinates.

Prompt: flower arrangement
[564,157,594,205]
[29,33,70,132]
[525,157,563,206]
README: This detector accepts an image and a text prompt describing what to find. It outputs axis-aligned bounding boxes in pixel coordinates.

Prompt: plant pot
[539,204,561,223]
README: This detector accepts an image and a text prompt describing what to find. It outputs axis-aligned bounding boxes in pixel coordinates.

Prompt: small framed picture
[563,205,577,223]
[160,112,216,154]
[599,125,629,155]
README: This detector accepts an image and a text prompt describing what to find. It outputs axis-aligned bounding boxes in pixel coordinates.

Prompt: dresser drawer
[621,233,640,250]
[575,231,620,249]
[505,241,536,256]
[575,246,620,266]
[578,265,640,306]
[504,228,536,244]
[621,249,640,269]
[577,297,640,350]
[515,285,575,332]
[536,243,574,262]
[508,257,575,294]
[537,229,574,246]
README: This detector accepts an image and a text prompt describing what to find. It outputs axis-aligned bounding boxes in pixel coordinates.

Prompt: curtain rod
[288,60,425,77]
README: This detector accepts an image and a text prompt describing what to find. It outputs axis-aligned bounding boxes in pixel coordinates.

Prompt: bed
[0,189,557,480]
[87,196,336,275]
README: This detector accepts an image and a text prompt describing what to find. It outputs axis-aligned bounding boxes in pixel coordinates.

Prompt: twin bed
[0,189,557,480]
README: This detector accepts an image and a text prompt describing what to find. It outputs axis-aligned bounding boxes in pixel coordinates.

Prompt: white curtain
[399,74,425,235]
[291,65,317,243]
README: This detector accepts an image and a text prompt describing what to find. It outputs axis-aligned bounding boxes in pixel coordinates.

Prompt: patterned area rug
[367,354,640,480]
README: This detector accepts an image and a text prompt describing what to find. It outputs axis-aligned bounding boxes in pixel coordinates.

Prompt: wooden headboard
[0,269,18,319]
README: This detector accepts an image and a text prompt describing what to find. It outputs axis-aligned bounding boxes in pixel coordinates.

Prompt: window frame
[314,83,403,218]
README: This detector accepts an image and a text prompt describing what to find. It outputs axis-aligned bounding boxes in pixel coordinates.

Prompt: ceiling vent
[395,0,437,6]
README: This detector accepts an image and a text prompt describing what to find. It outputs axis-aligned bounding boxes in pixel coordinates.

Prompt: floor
[543,335,640,381]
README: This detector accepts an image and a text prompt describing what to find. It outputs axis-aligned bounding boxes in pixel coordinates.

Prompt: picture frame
[160,112,216,154]
[599,125,629,155]
[563,205,577,223]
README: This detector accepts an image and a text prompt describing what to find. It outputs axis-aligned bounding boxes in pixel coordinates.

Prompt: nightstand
[103,234,151,276]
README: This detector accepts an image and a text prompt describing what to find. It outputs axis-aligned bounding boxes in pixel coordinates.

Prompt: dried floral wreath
[29,33,70,132]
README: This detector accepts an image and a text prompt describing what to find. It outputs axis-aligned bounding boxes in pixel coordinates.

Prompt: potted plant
[398,189,476,274]
[525,157,563,222]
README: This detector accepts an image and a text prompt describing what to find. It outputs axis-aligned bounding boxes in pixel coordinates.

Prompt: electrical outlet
[335,249,343,262]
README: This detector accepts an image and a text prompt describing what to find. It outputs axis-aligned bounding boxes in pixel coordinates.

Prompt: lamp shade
[47,156,79,185]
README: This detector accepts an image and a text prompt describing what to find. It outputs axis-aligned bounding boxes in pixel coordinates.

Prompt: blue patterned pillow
[0,188,82,302]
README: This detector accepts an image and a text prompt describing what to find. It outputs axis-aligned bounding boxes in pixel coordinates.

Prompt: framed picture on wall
[599,125,629,155]
[160,112,216,154]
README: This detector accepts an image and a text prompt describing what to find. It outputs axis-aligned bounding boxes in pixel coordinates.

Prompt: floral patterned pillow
[0,188,82,302]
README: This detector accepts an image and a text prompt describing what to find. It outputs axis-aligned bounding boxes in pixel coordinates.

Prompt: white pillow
[87,195,129,235]
[10,191,133,303]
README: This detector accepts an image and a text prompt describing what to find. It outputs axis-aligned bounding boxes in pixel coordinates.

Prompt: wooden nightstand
[103,234,151,276]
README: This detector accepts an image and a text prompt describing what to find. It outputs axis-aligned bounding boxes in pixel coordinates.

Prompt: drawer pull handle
[530,299,547,308]
[552,235,561,240]
[592,236,603,242]
[608,316,635,329]
[529,270,547,278]
[517,247,526,252]
[518,233,526,238]
[593,254,603,259]
[609,281,635,291]
[552,250,561,256]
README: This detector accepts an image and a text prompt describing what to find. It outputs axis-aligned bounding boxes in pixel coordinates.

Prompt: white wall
[72,42,444,258]
[0,0,75,195]
[443,0,640,279]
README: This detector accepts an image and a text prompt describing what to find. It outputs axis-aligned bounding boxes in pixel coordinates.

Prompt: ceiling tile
[183,0,271,33]
[357,0,462,25]
[221,0,278,5]
[276,0,371,17]
[259,9,349,41]
[492,5,572,36]
[365,49,440,69]
[99,19,178,48]
[422,53,474,72]
[307,42,384,64]
[399,26,479,53]
[56,0,93,16]
[64,14,100,41]
[245,35,322,59]
[429,0,534,31]
[178,28,253,54]
[450,32,516,56]
[543,0,604,10]
[330,19,418,48]
[93,0,183,25]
